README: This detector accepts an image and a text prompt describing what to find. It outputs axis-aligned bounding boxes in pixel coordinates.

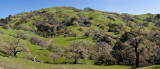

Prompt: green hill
[0,6,160,68]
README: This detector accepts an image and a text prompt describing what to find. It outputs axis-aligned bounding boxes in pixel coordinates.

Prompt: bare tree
[3,39,28,57]
[94,42,116,65]
[48,44,62,64]
[64,40,93,64]
[16,31,27,40]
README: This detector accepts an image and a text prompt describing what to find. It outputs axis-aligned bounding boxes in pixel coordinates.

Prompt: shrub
[108,15,115,21]
[114,27,121,34]
[126,22,132,27]
[143,23,149,27]
[15,24,23,30]
[62,18,71,26]
[92,34,100,41]
[36,23,55,37]
[30,37,42,45]
[84,8,95,12]
[41,41,48,49]
[155,20,160,26]
[118,23,123,29]
[70,32,77,39]
[155,14,160,19]
[48,18,58,25]
[30,37,48,48]
[78,17,92,27]
[16,31,27,40]
[78,27,83,32]
[145,17,152,22]
[97,34,113,45]
[84,31,90,37]
[2,24,10,29]
[121,14,132,22]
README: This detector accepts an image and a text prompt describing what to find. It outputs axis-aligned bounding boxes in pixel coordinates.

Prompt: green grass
[53,36,94,48]
[2,55,159,69]
[0,56,131,69]
[137,65,160,69]
[0,55,159,69]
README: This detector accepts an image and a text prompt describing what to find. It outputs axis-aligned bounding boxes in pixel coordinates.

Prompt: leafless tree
[3,39,28,57]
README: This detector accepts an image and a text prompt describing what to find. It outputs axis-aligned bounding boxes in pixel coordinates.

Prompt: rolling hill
[0,6,160,68]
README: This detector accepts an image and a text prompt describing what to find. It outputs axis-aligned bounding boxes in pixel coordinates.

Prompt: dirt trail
[47,39,53,44]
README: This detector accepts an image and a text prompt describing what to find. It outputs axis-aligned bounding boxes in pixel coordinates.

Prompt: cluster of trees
[29,26,158,68]
[112,26,159,68]
[42,26,160,68]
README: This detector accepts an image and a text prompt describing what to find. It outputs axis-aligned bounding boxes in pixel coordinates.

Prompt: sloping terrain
[0,56,131,69]
[0,7,160,68]
[0,56,159,69]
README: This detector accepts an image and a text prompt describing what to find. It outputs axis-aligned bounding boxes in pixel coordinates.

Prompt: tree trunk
[135,46,139,68]
[14,52,17,57]
[136,54,139,68]
[74,59,78,64]
[84,59,87,65]
[53,59,56,64]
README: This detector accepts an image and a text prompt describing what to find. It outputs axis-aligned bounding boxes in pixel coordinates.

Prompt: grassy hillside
[0,6,160,68]
[0,27,94,64]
